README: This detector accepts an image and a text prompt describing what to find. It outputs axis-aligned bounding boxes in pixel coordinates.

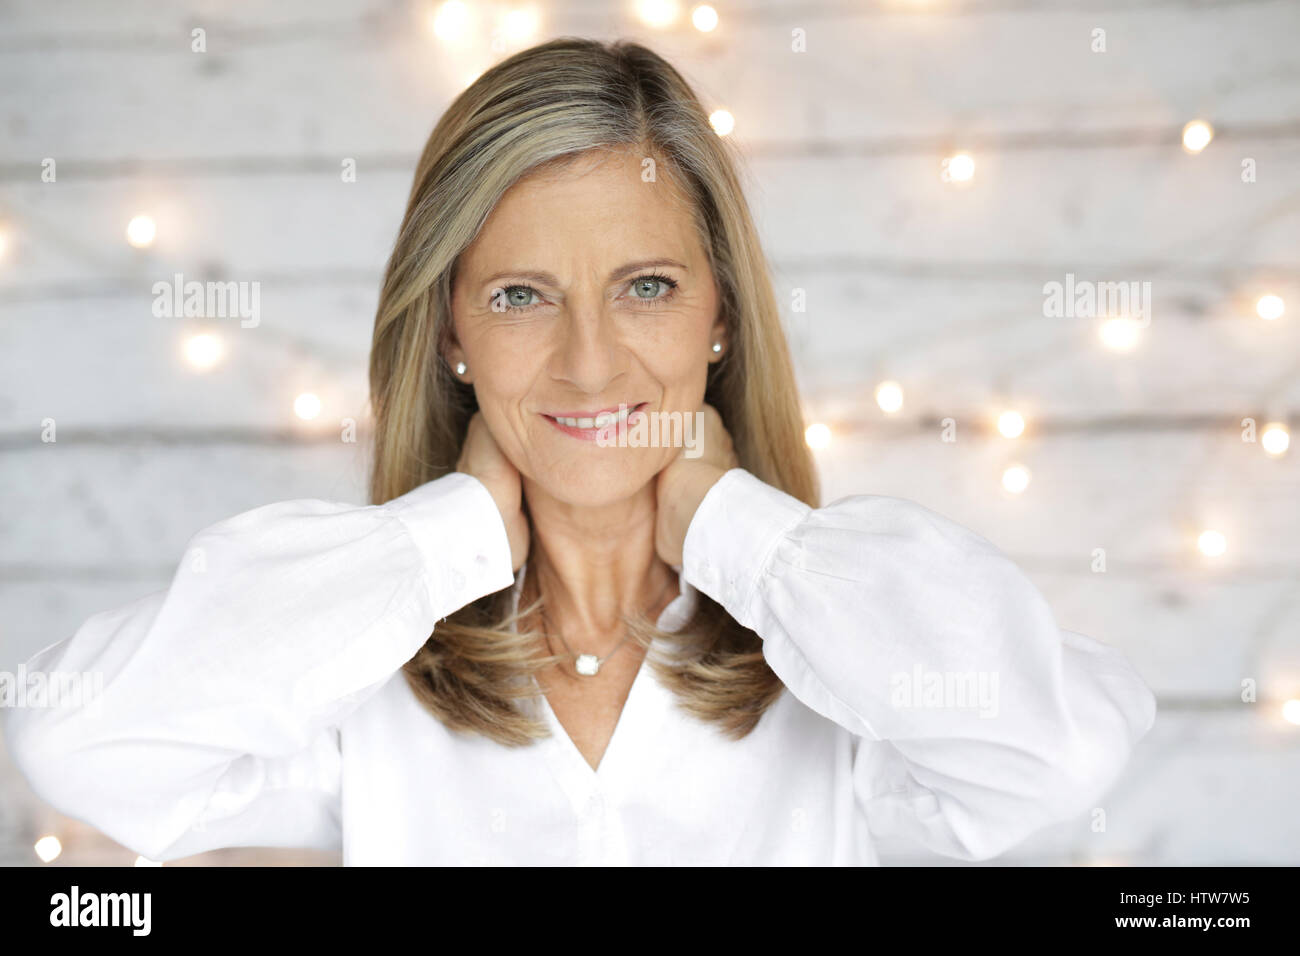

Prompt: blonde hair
[368,37,819,746]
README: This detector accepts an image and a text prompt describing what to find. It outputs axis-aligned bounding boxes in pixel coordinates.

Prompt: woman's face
[447,147,726,508]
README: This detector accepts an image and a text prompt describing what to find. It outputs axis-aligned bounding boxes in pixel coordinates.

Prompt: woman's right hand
[456,412,530,572]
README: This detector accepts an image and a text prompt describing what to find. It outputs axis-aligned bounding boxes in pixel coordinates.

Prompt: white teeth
[553,405,636,430]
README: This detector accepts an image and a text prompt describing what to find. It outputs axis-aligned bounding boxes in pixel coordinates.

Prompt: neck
[521,475,677,651]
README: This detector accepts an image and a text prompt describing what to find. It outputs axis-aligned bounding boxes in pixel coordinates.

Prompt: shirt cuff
[383,471,517,615]
[681,467,812,631]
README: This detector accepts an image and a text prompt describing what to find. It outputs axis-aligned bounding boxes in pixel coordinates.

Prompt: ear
[707,314,727,364]
[440,327,473,384]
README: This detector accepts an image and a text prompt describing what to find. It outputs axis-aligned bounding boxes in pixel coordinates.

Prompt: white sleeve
[1,471,515,862]
[681,467,1157,862]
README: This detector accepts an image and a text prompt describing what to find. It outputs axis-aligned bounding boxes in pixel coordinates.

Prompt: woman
[4,38,1155,866]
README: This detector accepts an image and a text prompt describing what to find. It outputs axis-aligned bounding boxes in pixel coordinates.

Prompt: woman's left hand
[654,403,739,566]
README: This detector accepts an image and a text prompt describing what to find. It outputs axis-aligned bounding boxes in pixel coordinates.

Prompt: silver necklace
[542,609,631,676]
[539,577,676,677]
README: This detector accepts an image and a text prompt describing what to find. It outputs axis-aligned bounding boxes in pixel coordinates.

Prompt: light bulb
[691,5,722,31]
[1261,423,1290,456]
[1283,699,1300,726]
[1001,464,1031,494]
[875,381,904,413]
[35,836,62,863]
[997,411,1025,438]
[637,0,681,27]
[183,332,223,370]
[691,4,718,31]
[500,7,539,43]
[1182,120,1213,154]
[1197,530,1226,558]
[430,1,470,41]
[942,152,975,183]
[804,423,831,449]
[126,214,156,248]
[1256,294,1285,321]
[294,392,322,420]
[1099,316,1142,352]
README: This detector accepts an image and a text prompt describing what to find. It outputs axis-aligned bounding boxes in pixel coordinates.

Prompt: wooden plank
[1,2,1297,157]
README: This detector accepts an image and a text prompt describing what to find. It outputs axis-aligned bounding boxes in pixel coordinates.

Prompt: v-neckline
[531,645,656,780]
[512,560,695,808]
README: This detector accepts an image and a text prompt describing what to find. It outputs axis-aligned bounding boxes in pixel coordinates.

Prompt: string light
[1197,529,1227,558]
[294,392,322,420]
[183,332,224,370]
[1001,464,1031,494]
[1283,699,1300,726]
[875,380,904,413]
[942,151,975,184]
[636,0,681,28]
[1182,120,1213,154]
[805,423,832,449]
[692,4,719,31]
[6,14,1292,871]
[125,214,156,248]
[1099,316,1142,352]
[1261,423,1290,456]
[1256,294,1285,321]
[34,835,62,862]
[708,109,734,136]
[997,410,1025,438]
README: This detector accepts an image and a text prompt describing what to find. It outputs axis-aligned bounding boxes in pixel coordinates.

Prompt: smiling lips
[542,402,647,441]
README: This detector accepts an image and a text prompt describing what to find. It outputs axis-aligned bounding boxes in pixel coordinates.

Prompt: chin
[529,450,666,508]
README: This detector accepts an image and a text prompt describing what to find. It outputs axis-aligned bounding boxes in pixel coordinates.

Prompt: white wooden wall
[2,0,1298,866]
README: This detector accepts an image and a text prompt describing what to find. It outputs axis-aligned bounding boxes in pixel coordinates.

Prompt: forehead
[458,148,703,274]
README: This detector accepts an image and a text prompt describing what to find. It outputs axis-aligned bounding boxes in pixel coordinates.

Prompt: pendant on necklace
[575,654,600,676]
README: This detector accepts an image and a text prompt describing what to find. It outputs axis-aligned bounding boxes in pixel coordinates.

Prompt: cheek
[465,330,538,402]
[466,362,533,451]
[642,331,710,405]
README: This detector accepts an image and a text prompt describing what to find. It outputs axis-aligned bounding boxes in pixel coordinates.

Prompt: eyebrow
[478,258,689,291]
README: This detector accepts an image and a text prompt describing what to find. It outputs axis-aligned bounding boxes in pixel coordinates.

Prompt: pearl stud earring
[455,361,467,375]
[711,342,722,353]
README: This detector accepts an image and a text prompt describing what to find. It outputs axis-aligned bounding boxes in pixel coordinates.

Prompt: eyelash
[491,274,679,314]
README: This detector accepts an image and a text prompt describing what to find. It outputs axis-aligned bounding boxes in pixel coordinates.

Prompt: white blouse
[3,468,1156,866]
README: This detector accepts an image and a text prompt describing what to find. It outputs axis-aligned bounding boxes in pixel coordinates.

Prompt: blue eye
[632,277,669,299]
[489,274,679,314]
[492,286,539,312]
[627,273,678,306]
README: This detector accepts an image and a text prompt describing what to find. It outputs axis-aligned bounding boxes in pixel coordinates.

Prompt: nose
[549,300,623,395]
